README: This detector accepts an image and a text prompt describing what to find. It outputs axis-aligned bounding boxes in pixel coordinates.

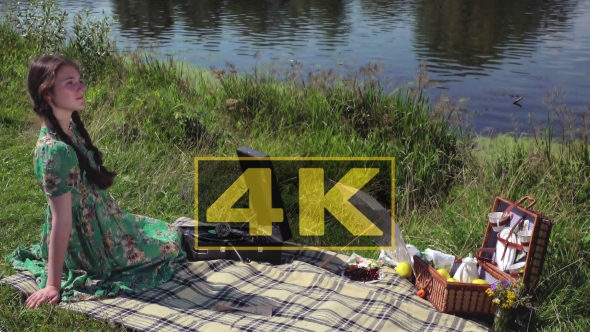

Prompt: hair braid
[71,111,117,181]
[45,109,115,189]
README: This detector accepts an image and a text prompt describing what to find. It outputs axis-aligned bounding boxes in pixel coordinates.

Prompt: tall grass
[1,1,589,331]
[1,0,466,214]
[208,59,466,213]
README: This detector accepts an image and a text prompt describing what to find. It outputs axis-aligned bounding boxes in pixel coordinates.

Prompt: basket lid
[475,196,550,288]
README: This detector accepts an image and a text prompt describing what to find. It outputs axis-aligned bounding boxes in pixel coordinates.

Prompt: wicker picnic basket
[413,195,554,317]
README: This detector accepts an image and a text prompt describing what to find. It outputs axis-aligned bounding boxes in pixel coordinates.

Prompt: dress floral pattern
[7,121,187,302]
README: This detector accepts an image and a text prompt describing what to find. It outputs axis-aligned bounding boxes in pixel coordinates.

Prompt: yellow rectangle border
[194,156,395,252]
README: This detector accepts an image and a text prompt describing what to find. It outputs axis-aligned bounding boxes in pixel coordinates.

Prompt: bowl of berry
[340,254,385,284]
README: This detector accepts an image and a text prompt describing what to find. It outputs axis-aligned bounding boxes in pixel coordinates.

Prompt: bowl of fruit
[340,254,385,284]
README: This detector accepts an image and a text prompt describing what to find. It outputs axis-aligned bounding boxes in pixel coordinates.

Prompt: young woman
[7,55,187,308]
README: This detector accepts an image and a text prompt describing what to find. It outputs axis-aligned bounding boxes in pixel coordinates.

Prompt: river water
[3,0,590,134]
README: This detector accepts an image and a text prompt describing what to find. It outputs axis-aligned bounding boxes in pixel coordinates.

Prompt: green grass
[2,1,590,331]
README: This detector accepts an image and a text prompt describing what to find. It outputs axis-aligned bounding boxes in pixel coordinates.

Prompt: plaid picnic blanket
[1,219,490,332]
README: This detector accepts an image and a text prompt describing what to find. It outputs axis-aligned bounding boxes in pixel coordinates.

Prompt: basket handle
[516,195,537,210]
[501,196,536,219]
[415,271,433,295]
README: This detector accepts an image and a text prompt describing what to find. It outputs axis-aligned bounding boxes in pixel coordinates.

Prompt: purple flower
[185,183,190,188]
[528,306,534,311]
[490,283,497,291]
[502,280,511,287]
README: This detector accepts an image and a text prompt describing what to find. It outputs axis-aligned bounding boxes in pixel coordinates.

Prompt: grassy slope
[1,12,590,332]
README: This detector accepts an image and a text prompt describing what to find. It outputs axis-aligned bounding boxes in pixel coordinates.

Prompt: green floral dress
[7,121,187,302]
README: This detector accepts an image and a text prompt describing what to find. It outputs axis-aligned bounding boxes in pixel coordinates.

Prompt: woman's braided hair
[27,55,117,189]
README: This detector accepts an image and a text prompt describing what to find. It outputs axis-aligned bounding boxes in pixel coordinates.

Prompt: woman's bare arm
[25,192,72,308]
[46,192,72,289]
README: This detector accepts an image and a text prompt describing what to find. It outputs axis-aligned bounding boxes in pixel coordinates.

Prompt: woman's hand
[25,285,60,309]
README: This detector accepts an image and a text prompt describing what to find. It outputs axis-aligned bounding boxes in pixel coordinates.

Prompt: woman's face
[46,65,87,112]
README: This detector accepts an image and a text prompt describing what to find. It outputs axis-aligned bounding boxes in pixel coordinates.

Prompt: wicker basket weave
[413,195,554,317]
[414,256,500,316]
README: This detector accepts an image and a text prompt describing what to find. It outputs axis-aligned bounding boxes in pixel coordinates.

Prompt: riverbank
[1,2,590,331]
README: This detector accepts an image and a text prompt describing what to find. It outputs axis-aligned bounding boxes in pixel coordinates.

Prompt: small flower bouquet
[486,279,534,332]
[341,253,385,270]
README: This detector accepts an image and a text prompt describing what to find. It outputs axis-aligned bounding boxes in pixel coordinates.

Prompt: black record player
[180,146,293,265]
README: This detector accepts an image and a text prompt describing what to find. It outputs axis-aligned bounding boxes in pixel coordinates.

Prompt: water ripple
[1,0,589,133]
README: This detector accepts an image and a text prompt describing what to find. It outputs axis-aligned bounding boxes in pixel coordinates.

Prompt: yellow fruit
[437,269,451,280]
[395,262,413,279]
[472,279,488,285]
[447,278,459,283]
